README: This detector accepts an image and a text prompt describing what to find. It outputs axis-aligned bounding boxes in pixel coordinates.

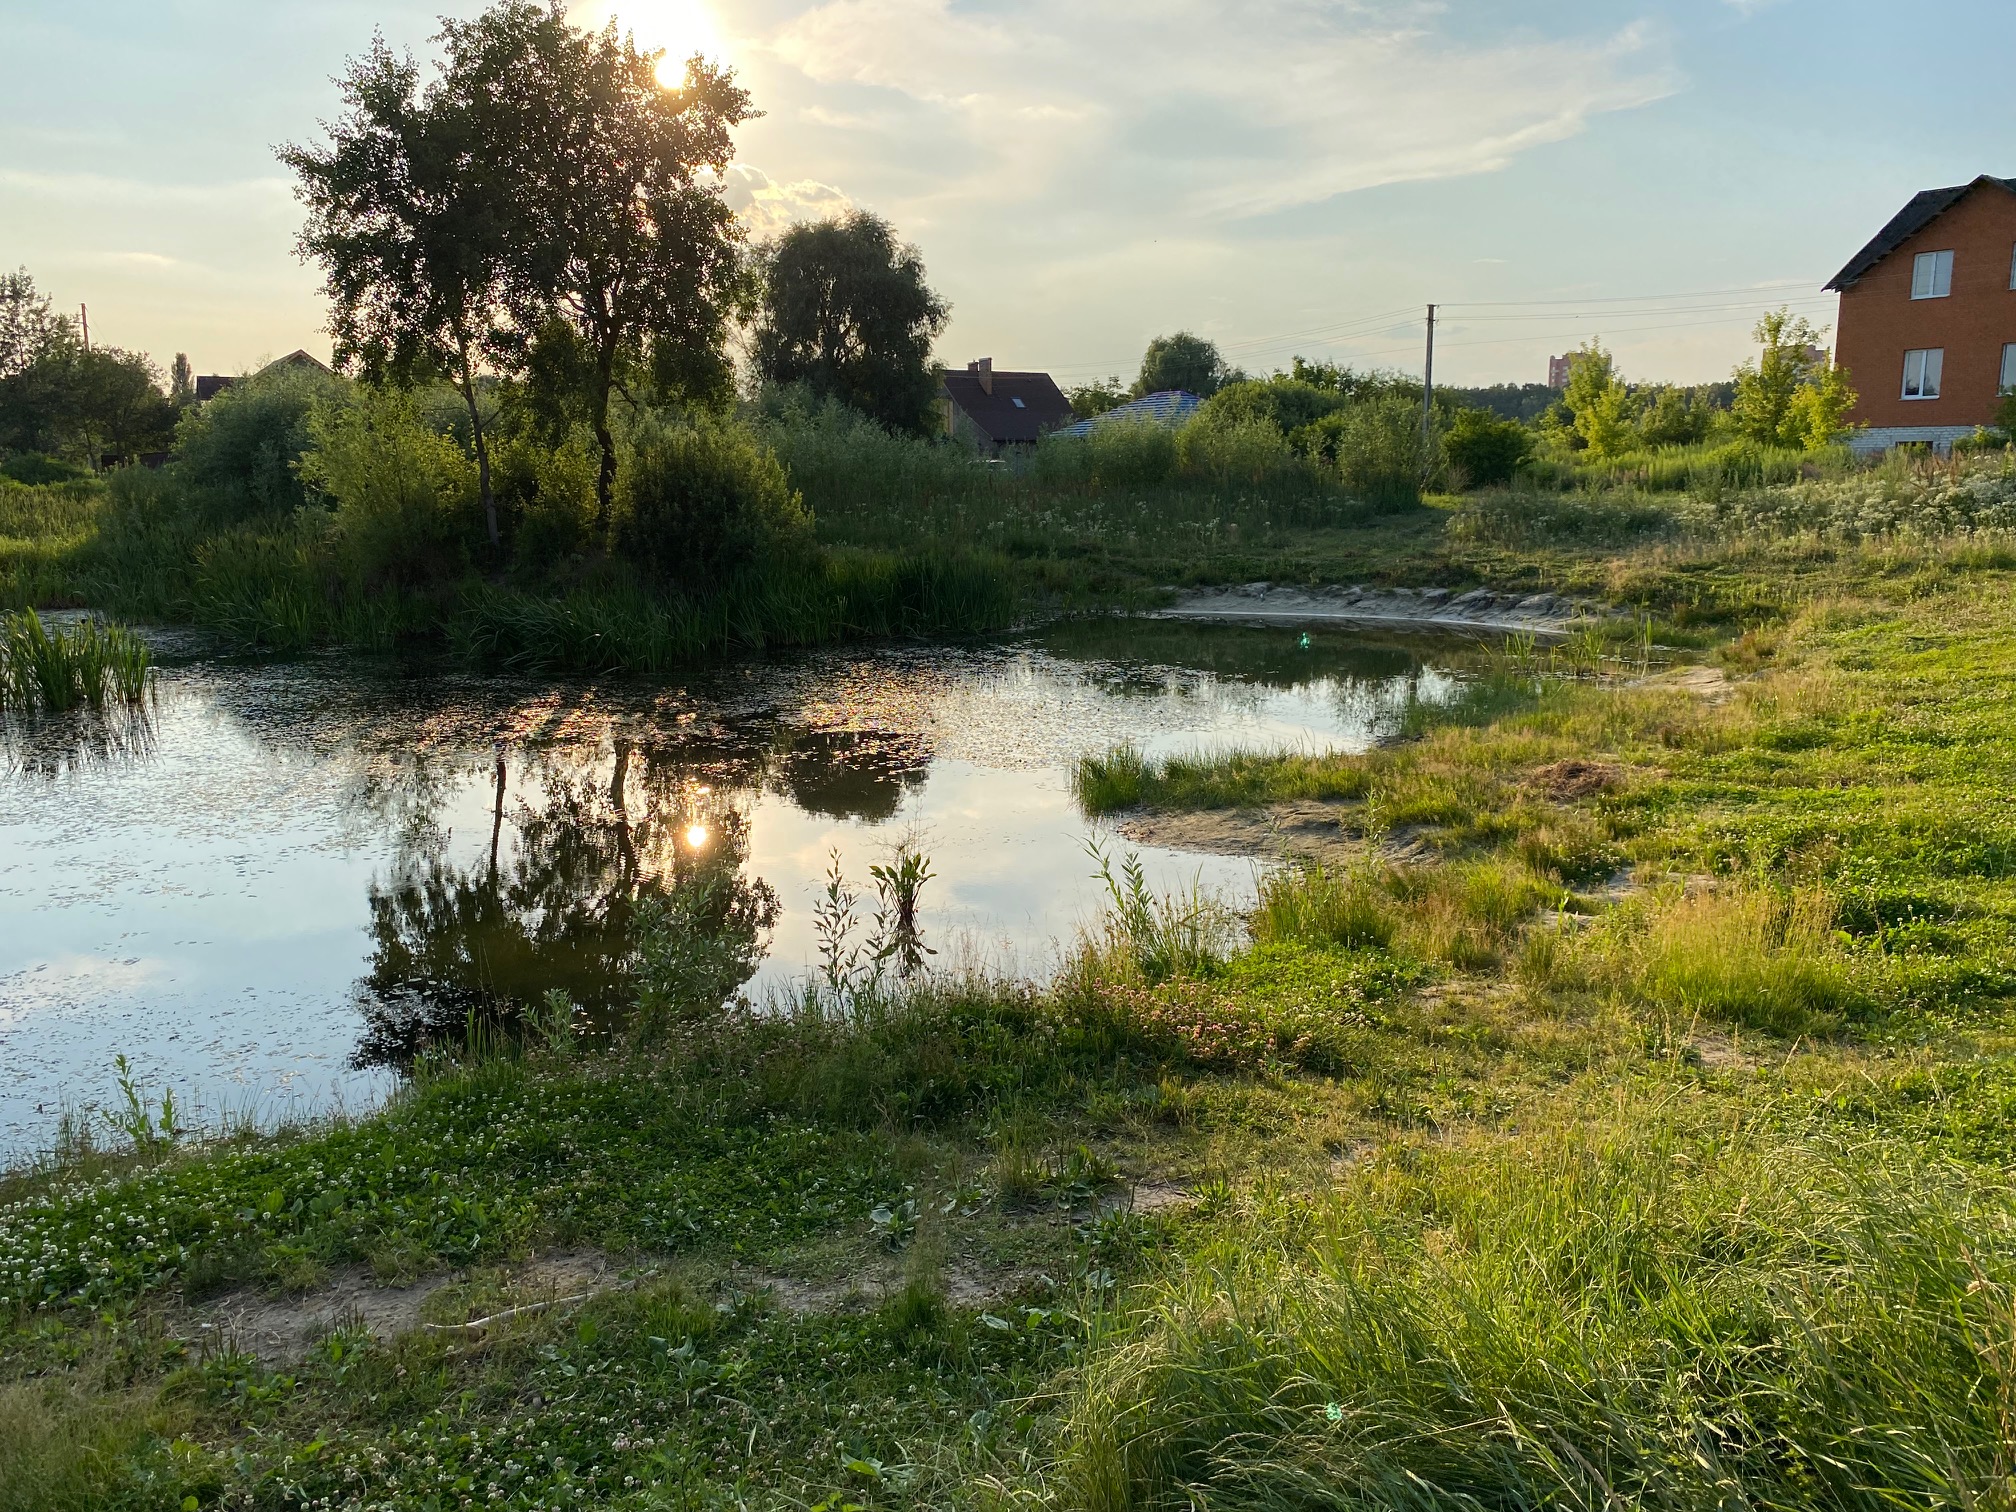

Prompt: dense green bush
[1200,378,1347,440]
[1330,394,1424,508]
[1175,411,1305,487]
[1442,407,1533,488]
[0,452,89,486]
[171,364,348,520]
[299,387,478,592]
[615,418,813,593]
[1034,419,1181,489]
[492,426,599,569]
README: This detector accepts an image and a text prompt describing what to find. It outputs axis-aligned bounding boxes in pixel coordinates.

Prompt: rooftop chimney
[969,357,993,395]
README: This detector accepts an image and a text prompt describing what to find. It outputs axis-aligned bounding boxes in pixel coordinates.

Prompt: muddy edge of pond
[1153,583,1595,637]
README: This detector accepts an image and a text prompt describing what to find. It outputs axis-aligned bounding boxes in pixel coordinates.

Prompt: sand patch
[198,1249,619,1364]
[1115,801,1362,866]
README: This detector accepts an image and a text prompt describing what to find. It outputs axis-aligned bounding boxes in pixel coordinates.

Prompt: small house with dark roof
[194,349,332,403]
[941,359,1076,452]
[1827,175,2016,451]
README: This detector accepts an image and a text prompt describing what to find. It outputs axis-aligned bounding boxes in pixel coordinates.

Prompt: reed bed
[0,609,151,713]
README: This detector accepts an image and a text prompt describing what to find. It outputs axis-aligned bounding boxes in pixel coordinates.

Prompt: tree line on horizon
[0,0,1888,511]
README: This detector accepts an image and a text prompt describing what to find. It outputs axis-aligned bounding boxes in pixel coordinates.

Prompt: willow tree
[282,39,512,548]
[753,211,949,436]
[437,1,756,528]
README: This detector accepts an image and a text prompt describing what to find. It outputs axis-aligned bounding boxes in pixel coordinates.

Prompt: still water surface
[0,620,1479,1158]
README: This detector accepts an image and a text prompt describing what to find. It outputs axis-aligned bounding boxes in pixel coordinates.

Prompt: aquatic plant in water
[0,608,152,713]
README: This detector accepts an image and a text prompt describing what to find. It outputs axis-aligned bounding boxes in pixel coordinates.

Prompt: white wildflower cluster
[1720,455,2016,540]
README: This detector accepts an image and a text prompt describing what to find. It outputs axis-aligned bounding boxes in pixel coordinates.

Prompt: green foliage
[1562,339,1637,458]
[1066,375,1129,419]
[614,417,812,593]
[1136,332,1232,398]
[1,453,88,486]
[1732,308,1856,451]
[1200,378,1347,439]
[0,345,176,466]
[1441,406,1532,489]
[299,387,478,592]
[753,211,949,436]
[170,363,348,520]
[1330,393,1425,508]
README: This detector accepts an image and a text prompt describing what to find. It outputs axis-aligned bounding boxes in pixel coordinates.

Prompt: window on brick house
[2009,242,2016,291]
[2002,344,2016,394]
[1902,348,1944,399]
[1911,249,1954,299]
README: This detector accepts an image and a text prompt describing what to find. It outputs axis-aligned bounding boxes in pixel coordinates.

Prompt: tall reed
[0,609,151,712]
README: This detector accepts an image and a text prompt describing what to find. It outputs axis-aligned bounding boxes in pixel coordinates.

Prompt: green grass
[1055,1111,2016,1512]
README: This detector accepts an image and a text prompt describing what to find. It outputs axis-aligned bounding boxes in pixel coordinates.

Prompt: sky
[3,0,2012,390]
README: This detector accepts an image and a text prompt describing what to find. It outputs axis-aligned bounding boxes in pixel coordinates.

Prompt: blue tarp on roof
[1054,389,1201,438]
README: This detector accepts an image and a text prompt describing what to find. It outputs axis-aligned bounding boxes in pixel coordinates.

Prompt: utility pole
[1420,303,1436,473]
[79,303,89,350]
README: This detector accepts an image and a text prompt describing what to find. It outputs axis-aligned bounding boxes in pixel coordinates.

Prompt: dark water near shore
[0,619,1483,1159]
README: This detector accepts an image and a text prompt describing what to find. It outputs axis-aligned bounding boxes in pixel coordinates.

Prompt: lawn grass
[11,465,2016,1507]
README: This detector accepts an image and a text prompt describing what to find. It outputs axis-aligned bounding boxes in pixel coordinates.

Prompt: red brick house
[1827,175,2016,451]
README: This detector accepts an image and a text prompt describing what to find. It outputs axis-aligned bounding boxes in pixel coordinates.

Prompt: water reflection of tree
[353,739,778,1069]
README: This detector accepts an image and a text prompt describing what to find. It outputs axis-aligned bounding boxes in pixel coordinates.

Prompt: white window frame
[2002,343,2016,395]
[1912,249,1954,299]
[1901,348,1944,400]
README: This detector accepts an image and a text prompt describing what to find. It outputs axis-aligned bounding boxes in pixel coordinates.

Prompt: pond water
[0,619,1484,1159]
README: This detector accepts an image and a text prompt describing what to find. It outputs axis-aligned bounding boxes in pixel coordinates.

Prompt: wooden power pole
[79,303,89,350]
[1420,303,1436,472]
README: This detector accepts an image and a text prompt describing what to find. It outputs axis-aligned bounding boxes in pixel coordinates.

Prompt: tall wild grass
[1057,1112,2016,1512]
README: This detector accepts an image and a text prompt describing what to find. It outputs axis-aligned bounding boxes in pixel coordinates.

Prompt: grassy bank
[11,503,2016,1507]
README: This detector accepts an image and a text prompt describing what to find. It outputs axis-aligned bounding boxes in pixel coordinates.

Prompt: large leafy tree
[1135,331,1231,398]
[0,268,71,380]
[439,1,755,528]
[281,36,512,548]
[752,211,948,435]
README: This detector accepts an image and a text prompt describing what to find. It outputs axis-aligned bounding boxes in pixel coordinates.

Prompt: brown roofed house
[1827,175,2016,452]
[941,359,1076,453]
[194,349,333,403]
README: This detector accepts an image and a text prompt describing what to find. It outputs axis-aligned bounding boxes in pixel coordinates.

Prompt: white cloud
[0,168,294,212]
[765,0,1677,220]
[722,162,855,239]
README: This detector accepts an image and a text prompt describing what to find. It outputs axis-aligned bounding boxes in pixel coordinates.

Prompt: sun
[570,1,725,82]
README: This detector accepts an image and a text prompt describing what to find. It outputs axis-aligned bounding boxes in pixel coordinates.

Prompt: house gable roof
[942,369,1075,443]
[1826,175,2016,291]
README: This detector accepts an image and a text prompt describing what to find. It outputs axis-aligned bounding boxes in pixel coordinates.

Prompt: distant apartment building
[1546,352,1579,389]
[1827,174,2016,452]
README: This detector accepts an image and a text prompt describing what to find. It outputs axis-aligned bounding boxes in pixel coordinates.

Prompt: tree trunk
[456,335,499,552]
[590,339,618,536]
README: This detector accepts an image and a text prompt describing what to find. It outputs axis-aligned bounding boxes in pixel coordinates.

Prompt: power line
[1041,279,1832,381]
[1443,280,1828,309]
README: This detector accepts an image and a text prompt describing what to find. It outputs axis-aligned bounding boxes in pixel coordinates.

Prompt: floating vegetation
[0,608,152,713]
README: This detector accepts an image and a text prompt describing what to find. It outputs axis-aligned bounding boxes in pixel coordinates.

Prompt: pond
[0,618,1487,1160]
